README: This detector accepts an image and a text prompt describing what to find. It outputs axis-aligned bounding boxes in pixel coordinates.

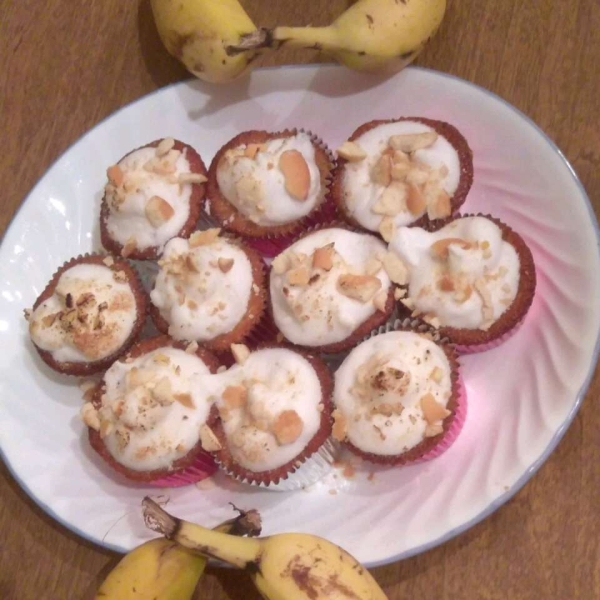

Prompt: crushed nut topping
[102,255,115,267]
[271,253,290,275]
[430,237,471,260]
[222,385,248,409]
[379,216,395,242]
[185,341,199,354]
[338,274,382,303]
[332,409,347,442]
[312,243,335,271]
[81,402,100,431]
[230,343,250,365]
[337,141,367,162]
[381,251,408,285]
[121,239,137,258]
[189,228,220,247]
[272,410,304,445]
[278,149,311,201]
[174,393,195,409]
[199,424,222,451]
[420,393,451,424]
[287,266,311,287]
[155,137,175,157]
[145,195,175,228]
[217,257,234,273]
[106,165,124,187]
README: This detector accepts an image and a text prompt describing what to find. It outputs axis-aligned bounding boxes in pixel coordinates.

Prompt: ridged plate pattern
[1,66,598,567]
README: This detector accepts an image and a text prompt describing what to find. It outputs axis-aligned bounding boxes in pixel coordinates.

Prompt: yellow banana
[150,0,260,83]
[97,506,261,599]
[143,497,388,600]
[236,0,446,75]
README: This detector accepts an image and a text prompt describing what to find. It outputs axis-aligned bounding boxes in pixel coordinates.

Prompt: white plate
[1,65,599,567]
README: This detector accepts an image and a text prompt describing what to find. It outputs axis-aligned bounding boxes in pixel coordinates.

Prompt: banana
[143,497,388,600]
[150,0,260,83]
[96,506,261,599]
[236,0,446,75]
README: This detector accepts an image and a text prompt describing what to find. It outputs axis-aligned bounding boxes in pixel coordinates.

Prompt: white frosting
[150,236,254,342]
[215,348,323,472]
[100,347,215,472]
[29,263,137,362]
[270,228,391,347]
[390,217,520,329]
[216,133,322,226]
[334,331,452,455]
[105,146,195,251]
[342,121,460,231]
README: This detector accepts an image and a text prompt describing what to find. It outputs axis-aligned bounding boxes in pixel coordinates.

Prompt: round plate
[1,65,598,567]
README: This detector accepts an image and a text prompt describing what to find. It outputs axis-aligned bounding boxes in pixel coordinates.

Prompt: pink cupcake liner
[149,452,218,488]
[412,374,467,464]
[453,318,525,355]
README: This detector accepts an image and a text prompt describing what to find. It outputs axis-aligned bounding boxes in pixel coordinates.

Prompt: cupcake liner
[217,437,340,492]
[29,253,148,376]
[149,451,218,488]
[207,128,335,256]
[453,317,525,354]
[330,117,473,235]
[100,138,207,261]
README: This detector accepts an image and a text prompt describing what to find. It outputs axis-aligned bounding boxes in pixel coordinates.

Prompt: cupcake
[81,336,220,486]
[331,118,473,241]
[206,129,333,248]
[389,214,537,351]
[332,328,464,465]
[26,254,147,376]
[205,343,335,489]
[100,138,207,260]
[269,227,395,353]
[149,228,266,352]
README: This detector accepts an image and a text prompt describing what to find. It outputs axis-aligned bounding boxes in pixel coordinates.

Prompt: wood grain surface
[1,1,599,598]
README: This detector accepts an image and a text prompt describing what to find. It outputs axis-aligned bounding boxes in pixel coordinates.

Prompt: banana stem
[143,497,263,570]
[227,25,339,54]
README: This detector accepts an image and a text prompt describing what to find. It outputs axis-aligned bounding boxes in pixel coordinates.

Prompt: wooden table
[1,1,599,598]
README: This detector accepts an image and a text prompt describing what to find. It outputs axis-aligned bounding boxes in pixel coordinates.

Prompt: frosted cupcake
[206,344,336,489]
[27,254,146,376]
[389,214,536,351]
[333,329,464,464]
[331,118,473,241]
[206,129,332,245]
[149,228,266,352]
[269,227,395,353]
[82,336,219,486]
[100,138,207,260]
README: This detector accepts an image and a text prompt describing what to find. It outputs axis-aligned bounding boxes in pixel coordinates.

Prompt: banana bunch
[96,506,261,599]
[151,0,447,83]
[142,497,388,600]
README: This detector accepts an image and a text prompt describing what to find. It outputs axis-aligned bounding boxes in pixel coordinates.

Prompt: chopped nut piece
[428,189,452,220]
[379,216,395,242]
[126,367,155,390]
[394,287,407,300]
[337,140,367,162]
[390,154,411,180]
[420,393,451,424]
[388,131,438,153]
[100,420,113,439]
[429,366,444,383]
[106,165,124,187]
[279,149,310,201]
[199,424,222,451]
[178,172,207,184]
[217,257,234,273]
[153,353,171,365]
[406,183,427,216]
[244,143,262,159]
[372,181,407,216]
[454,284,473,304]
[271,253,290,275]
[235,174,263,208]
[425,421,444,438]
[272,410,304,445]
[41,313,59,327]
[371,154,392,186]
[223,385,247,409]
[81,402,100,431]
[156,137,175,157]
[287,266,311,286]
[230,343,250,365]
[373,290,388,312]
[121,238,137,258]
[189,228,220,247]
[152,377,174,405]
[23,308,32,321]
[102,256,115,267]
[185,341,199,354]
[364,258,382,276]
[338,274,382,303]
[332,409,347,442]
[437,275,455,292]
[145,195,175,228]
[174,393,195,409]
[430,237,471,259]
[312,243,335,271]
[401,297,415,309]
[381,251,408,285]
